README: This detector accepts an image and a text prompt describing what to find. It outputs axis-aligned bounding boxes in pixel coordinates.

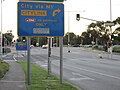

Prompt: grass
[113,47,120,53]
[19,61,78,90]
[0,61,9,79]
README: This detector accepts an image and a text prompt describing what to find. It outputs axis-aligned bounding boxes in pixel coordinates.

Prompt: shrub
[0,61,9,79]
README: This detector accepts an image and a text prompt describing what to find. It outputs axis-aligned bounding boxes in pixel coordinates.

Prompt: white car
[42,45,48,49]
[30,45,34,48]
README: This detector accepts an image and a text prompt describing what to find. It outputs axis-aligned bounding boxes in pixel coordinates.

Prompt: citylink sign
[19,0,64,2]
[18,2,64,36]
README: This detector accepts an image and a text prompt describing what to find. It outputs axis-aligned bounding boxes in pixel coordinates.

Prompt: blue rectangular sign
[19,0,64,2]
[18,2,64,36]
[16,42,27,51]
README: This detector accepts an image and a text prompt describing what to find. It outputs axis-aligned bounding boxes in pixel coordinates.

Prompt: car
[30,45,34,48]
[72,44,80,47]
[42,45,48,49]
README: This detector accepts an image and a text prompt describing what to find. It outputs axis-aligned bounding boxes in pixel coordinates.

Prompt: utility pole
[0,0,3,59]
[109,0,112,59]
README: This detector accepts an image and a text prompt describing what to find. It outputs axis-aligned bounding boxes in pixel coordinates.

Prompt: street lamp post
[67,11,70,53]
[0,0,4,59]
[109,0,112,59]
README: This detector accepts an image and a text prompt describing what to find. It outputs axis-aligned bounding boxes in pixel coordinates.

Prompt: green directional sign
[19,0,64,2]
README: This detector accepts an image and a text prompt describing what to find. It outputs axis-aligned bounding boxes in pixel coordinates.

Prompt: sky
[0,0,120,40]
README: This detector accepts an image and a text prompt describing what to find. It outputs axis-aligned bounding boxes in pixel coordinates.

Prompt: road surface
[14,47,120,90]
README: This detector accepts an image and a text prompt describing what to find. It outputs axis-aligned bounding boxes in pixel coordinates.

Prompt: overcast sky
[0,0,120,39]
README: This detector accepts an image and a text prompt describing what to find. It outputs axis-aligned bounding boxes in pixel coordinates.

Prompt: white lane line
[70,78,93,81]
[41,65,47,67]
[65,64,120,80]
[3,60,14,62]
[0,80,25,83]
[70,72,94,81]
[72,72,94,80]
[13,56,17,61]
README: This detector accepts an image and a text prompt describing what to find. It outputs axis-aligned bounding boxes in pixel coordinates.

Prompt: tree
[63,32,76,45]
[3,30,14,45]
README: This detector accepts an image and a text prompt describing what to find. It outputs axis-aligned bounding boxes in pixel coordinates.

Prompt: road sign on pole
[59,37,63,84]
[27,37,31,85]
[19,0,64,2]
[16,42,27,51]
[105,22,114,26]
[18,2,64,36]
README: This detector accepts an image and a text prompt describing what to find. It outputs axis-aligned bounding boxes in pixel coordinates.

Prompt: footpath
[0,60,26,90]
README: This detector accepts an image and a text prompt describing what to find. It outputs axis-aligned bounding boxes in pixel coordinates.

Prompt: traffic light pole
[68,12,70,53]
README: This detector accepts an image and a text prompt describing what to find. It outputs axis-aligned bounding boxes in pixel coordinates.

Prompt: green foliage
[0,61,9,79]
[63,32,80,45]
[4,30,14,44]
[92,45,104,51]
[19,61,78,90]
[113,47,120,53]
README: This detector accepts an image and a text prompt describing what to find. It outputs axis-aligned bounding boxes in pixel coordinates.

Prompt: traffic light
[76,14,80,21]
[22,37,26,43]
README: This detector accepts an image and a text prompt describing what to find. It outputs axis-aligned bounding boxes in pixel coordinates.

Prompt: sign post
[59,37,63,84]
[27,37,31,85]
[48,37,51,75]
[18,1,64,85]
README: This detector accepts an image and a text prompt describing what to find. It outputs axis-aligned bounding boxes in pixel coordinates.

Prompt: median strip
[19,61,79,90]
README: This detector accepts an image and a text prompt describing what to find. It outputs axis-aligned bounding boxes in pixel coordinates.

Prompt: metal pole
[48,37,51,75]
[68,12,70,53]
[27,37,31,85]
[59,37,63,84]
[109,0,112,59]
[17,50,18,60]
[0,0,3,59]
[3,34,5,54]
[37,37,39,47]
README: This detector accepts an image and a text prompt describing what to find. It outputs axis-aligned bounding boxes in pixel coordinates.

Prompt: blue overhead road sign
[18,2,64,36]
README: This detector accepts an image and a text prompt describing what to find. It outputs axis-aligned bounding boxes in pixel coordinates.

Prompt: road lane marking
[65,64,120,80]
[41,65,47,67]
[13,54,24,58]
[13,56,17,61]
[3,60,15,62]
[0,80,25,83]
[70,72,94,81]
[70,78,93,81]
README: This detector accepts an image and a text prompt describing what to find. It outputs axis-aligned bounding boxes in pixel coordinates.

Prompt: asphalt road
[15,47,120,90]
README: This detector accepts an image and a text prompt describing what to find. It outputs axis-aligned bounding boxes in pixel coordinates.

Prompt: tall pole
[68,12,70,53]
[110,0,112,21]
[0,0,3,59]
[67,10,85,53]
[109,0,112,59]
[48,37,51,75]
[59,37,63,84]
[27,37,31,85]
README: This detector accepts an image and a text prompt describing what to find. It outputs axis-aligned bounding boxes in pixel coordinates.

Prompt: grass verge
[0,61,9,79]
[113,47,120,53]
[19,61,78,90]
